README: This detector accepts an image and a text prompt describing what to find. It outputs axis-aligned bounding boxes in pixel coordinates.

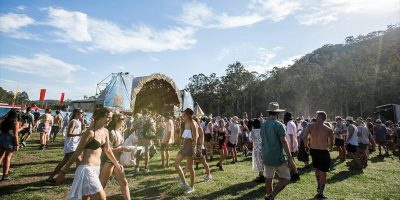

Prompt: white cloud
[45,7,196,53]
[175,1,265,29]
[148,56,159,62]
[249,0,301,22]
[296,11,338,25]
[216,48,230,61]
[16,6,26,11]
[46,7,92,42]
[0,53,82,82]
[245,48,302,74]
[0,13,33,32]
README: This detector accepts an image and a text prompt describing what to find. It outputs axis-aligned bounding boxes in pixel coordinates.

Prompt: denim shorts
[0,133,16,150]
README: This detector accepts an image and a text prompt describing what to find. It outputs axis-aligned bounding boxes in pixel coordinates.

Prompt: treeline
[186,25,400,119]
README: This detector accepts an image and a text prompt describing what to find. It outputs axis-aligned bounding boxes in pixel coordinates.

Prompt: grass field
[0,133,399,200]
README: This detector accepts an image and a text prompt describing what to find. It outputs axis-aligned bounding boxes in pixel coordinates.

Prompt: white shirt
[64,119,82,154]
[229,123,240,144]
[285,120,298,152]
[357,125,370,145]
[346,124,359,146]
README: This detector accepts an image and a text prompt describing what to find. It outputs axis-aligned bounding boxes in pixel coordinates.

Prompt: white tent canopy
[194,104,205,117]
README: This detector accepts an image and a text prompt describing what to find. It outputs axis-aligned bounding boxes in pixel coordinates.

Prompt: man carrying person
[355,117,374,168]
[261,102,297,200]
[303,111,334,199]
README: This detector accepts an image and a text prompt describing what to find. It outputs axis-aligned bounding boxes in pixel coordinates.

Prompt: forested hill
[186,25,400,119]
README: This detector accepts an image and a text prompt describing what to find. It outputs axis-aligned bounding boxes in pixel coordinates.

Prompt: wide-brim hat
[232,116,239,123]
[356,117,363,124]
[345,116,354,122]
[266,102,285,112]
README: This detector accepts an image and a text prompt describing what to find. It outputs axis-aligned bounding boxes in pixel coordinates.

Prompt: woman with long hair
[47,109,84,183]
[38,108,53,150]
[59,107,123,200]
[99,113,130,200]
[175,108,198,194]
[216,119,228,171]
[0,109,21,180]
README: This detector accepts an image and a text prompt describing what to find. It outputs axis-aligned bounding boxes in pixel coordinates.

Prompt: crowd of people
[0,101,400,200]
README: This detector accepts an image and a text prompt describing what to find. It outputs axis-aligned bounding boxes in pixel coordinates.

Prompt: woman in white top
[100,113,130,200]
[345,116,362,169]
[249,119,264,182]
[175,108,198,194]
[47,109,84,184]
[59,107,123,200]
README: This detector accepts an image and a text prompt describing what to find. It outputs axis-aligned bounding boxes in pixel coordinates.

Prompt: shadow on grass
[327,169,362,184]
[370,155,385,163]
[190,180,262,200]
[11,160,60,168]
[0,177,74,197]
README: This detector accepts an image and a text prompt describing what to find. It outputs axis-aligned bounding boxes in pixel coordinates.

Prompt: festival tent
[97,72,133,112]
[194,104,205,117]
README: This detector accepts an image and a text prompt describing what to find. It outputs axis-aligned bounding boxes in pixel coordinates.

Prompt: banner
[102,73,133,111]
[40,89,46,102]
[60,92,65,104]
[13,85,19,100]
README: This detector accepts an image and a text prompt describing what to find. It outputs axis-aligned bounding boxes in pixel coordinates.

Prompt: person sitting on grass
[100,113,131,200]
[47,109,84,184]
[59,107,123,200]
[175,108,198,194]
[261,102,297,200]
[0,109,21,181]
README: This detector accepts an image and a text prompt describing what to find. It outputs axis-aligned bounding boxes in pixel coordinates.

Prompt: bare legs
[99,162,131,200]
[175,153,195,189]
[0,149,13,178]
[265,178,290,200]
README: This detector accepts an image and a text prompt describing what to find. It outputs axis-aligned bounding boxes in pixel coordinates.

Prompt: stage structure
[72,72,195,115]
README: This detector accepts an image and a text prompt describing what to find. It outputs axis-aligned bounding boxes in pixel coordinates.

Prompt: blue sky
[0,0,399,100]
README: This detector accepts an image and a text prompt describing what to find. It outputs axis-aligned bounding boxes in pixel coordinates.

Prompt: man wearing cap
[373,119,389,156]
[260,102,296,200]
[345,116,362,169]
[303,111,334,199]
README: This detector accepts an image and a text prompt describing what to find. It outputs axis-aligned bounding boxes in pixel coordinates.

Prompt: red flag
[60,92,65,104]
[40,89,46,102]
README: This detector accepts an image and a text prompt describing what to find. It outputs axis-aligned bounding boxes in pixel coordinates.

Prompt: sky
[0,0,399,101]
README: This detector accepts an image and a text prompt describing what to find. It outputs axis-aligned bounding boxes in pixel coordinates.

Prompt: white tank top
[346,124,358,146]
[182,129,192,139]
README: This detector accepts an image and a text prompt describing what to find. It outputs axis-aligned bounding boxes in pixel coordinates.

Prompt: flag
[60,92,65,104]
[40,89,46,102]
[13,85,19,100]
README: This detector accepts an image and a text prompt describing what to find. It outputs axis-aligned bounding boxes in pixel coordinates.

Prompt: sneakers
[204,174,213,182]
[179,183,189,190]
[255,175,265,183]
[186,186,195,194]
[1,175,11,181]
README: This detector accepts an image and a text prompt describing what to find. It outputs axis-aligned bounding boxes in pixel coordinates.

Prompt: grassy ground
[0,133,399,200]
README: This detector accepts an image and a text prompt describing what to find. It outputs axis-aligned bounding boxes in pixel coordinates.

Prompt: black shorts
[227,142,236,148]
[19,127,32,136]
[160,143,170,151]
[335,138,345,147]
[204,134,213,142]
[357,143,368,151]
[346,144,357,153]
[50,126,60,136]
[310,149,331,172]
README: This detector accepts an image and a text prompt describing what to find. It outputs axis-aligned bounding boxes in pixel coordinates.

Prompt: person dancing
[59,107,123,200]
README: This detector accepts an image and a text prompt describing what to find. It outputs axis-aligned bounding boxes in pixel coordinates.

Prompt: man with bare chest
[304,111,334,199]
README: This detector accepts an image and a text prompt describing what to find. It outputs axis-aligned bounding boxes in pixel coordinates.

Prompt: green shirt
[260,118,288,167]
